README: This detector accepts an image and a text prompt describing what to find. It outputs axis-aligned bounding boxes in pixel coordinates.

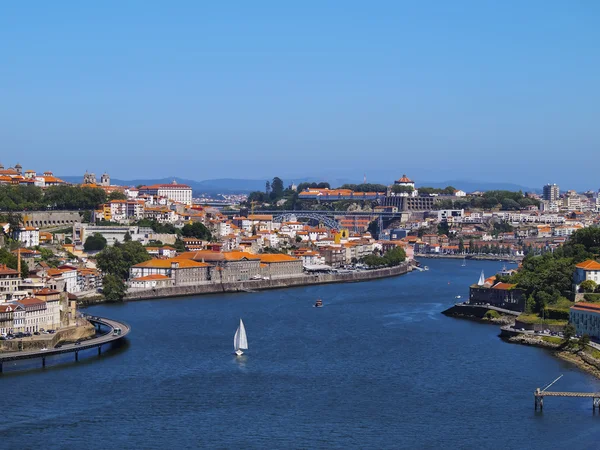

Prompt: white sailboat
[233,318,248,356]
[461,257,466,267]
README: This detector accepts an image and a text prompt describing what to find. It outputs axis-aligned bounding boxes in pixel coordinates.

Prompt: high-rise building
[543,183,560,202]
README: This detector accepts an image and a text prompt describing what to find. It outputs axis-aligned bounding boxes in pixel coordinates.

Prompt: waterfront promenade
[0,316,130,372]
[123,263,410,302]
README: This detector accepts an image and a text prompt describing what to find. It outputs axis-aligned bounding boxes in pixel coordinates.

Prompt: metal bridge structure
[222,209,407,230]
[273,212,340,230]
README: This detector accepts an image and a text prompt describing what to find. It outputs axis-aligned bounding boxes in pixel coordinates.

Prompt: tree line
[0,185,107,211]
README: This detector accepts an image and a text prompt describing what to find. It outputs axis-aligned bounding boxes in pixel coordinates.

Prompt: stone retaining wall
[123,264,410,302]
[0,322,95,352]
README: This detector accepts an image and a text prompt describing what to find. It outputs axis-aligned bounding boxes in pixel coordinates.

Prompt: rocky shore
[502,332,600,380]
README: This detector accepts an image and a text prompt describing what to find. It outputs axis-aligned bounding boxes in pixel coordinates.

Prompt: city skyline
[2,2,599,187]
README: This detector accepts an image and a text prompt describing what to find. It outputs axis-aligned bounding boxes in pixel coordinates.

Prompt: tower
[100,172,110,186]
[15,163,22,175]
[83,171,97,185]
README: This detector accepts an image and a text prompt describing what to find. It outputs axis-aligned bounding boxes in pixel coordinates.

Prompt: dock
[534,388,600,411]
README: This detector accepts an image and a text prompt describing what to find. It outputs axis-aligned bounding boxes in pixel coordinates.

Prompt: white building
[12,226,40,247]
[573,260,600,292]
[138,181,192,206]
[571,303,600,339]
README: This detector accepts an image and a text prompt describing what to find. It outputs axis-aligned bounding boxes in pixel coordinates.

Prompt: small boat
[233,318,248,357]
[461,257,466,267]
[40,347,47,351]
[314,299,323,308]
[455,295,462,299]
[423,266,429,271]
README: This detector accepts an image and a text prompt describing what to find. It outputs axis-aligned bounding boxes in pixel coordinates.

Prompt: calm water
[2,259,600,449]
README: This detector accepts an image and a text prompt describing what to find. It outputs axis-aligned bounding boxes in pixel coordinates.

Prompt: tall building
[100,172,110,186]
[83,171,97,185]
[543,183,560,202]
[138,180,193,205]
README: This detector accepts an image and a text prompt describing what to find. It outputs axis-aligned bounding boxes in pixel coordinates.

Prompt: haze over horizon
[2,2,598,189]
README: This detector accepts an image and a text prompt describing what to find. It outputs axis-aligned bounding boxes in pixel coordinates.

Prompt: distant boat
[461,257,466,267]
[233,319,248,356]
[424,266,429,271]
[455,295,462,299]
[314,299,323,308]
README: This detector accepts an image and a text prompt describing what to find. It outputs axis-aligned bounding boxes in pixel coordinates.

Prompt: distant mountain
[59,175,540,195]
[59,176,359,195]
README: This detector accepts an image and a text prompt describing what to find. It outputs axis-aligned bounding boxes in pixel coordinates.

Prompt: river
[2,259,600,449]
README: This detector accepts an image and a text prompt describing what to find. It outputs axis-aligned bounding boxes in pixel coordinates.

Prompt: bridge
[0,315,130,373]
[222,209,407,230]
[534,375,600,411]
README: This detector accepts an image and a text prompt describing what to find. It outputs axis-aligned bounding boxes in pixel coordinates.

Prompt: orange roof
[34,288,60,296]
[396,174,413,183]
[132,274,171,281]
[492,283,517,290]
[571,302,600,313]
[576,260,600,270]
[133,258,210,269]
[258,254,299,263]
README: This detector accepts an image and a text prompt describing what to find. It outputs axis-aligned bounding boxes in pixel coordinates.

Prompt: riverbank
[444,304,600,381]
[417,253,522,263]
[80,263,411,305]
[442,303,517,325]
[500,330,600,381]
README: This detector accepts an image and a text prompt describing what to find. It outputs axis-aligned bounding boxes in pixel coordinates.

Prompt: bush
[583,293,600,303]
[84,233,107,252]
[484,310,501,320]
[544,307,570,321]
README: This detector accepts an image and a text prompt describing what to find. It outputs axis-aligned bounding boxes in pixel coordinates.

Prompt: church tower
[100,172,110,186]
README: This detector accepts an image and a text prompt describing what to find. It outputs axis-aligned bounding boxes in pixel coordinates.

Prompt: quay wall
[123,264,410,302]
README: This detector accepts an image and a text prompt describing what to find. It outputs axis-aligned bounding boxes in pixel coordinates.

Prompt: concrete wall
[124,264,410,301]
[21,211,83,228]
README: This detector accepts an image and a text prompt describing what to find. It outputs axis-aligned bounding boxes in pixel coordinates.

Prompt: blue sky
[1,1,598,189]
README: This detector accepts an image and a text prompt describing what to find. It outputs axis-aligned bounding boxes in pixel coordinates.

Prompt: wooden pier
[534,388,600,411]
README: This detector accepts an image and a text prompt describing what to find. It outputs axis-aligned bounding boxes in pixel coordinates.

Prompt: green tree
[579,333,591,350]
[458,238,465,254]
[96,241,151,280]
[84,233,107,252]
[174,238,186,253]
[181,222,212,240]
[0,247,29,278]
[437,222,450,236]
[108,191,127,201]
[580,280,598,293]
[391,185,414,194]
[562,323,576,345]
[102,274,127,302]
[123,232,132,242]
[271,177,284,200]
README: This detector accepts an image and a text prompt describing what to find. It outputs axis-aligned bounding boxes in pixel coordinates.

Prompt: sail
[477,270,485,286]
[234,318,248,350]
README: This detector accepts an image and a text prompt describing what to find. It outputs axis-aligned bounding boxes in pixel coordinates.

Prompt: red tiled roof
[576,260,600,271]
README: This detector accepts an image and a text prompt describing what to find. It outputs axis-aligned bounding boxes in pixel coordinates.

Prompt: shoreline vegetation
[444,305,600,382]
